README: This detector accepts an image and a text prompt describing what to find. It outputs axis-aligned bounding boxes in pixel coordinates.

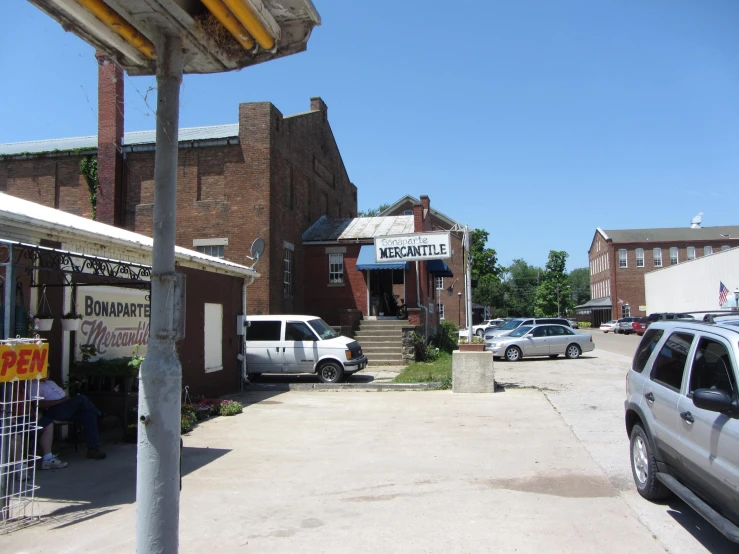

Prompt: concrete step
[366,354,404,362]
[359,322,407,329]
[355,331,403,338]
[359,340,403,348]
[362,346,403,354]
[360,320,407,326]
[366,359,407,366]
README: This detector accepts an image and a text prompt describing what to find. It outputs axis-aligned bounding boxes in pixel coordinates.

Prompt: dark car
[617,317,639,334]
[632,317,647,336]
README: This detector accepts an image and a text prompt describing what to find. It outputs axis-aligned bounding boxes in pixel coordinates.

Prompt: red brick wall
[96,53,124,226]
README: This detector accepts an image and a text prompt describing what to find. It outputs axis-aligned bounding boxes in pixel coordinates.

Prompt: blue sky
[2,1,739,270]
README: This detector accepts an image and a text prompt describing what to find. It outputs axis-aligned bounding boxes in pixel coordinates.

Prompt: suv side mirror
[693,389,733,413]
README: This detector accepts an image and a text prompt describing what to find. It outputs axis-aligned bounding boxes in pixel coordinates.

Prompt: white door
[283,321,320,373]
[245,320,283,373]
[204,303,223,373]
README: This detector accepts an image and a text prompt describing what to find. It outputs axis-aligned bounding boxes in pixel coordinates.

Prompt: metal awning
[574,296,612,310]
[426,259,453,277]
[356,244,408,271]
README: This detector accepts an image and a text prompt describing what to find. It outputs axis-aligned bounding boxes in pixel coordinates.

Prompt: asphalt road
[585,327,642,358]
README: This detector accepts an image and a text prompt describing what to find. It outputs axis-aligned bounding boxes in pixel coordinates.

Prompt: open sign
[0,343,49,382]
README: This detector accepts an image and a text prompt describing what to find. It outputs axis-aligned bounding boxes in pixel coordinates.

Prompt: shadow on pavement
[247,373,376,385]
[32,443,230,529]
[665,499,738,553]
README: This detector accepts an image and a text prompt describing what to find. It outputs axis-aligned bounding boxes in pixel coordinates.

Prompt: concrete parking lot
[4,384,661,553]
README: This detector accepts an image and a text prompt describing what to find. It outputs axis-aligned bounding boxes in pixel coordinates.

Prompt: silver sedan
[485,324,595,361]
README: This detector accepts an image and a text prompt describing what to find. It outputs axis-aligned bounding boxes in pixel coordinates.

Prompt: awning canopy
[574,296,612,310]
[426,259,453,277]
[356,244,408,271]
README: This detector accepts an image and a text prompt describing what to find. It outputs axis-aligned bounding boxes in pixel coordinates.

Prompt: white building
[644,247,739,314]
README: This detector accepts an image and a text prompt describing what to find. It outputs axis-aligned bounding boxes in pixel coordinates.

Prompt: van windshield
[498,319,523,330]
[308,318,339,340]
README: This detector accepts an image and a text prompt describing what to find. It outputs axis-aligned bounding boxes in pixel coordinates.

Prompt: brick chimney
[310,97,327,118]
[96,52,124,225]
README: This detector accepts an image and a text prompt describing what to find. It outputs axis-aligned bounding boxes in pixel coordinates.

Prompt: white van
[244,315,367,383]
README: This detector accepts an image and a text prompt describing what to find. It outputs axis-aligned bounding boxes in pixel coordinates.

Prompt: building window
[670,247,678,265]
[653,248,662,267]
[284,243,294,297]
[329,253,344,284]
[196,245,225,258]
[204,303,223,373]
[435,276,444,290]
[687,246,695,261]
[704,245,713,256]
[621,304,631,318]
[618,249,627,268]
[722,245,730,252]
[636,248,644,268]
[404,209,413,215]
[438,303,445,320]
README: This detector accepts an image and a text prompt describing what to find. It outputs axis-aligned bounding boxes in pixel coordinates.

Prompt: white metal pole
[136,32,183,554]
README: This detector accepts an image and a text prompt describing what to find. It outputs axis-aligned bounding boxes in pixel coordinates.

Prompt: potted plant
[458,336,486,352]
[33,313,54,332]
[61,311,83,331]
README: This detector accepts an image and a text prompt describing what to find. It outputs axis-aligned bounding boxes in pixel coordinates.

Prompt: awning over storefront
[426,259,453,277]
[356,244,409,271]
[574,296,612,310]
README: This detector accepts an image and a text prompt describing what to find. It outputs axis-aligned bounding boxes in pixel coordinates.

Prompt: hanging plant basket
[62,318,81,332]
[36,318,54,332]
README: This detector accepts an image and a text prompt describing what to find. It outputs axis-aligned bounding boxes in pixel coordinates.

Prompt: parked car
[600,320,618,333]
[470,318,505,337]
[632,317,647,336]
[244,315,367,383]
[484,317,572,339]
[646,312,695,323]
[625,319,739,543]
[617,317,639,334]
[567,318,579,329]
[485,323,594,361]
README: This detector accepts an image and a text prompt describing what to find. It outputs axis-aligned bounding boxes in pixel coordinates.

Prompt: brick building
[581,224,739,325]
[302,195,453,332]
[0,58,356,318]
[378,195,467,328]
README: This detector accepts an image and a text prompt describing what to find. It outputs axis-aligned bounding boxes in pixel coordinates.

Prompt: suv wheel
[630,424,671,500]
[476,329,484,337]
[318,361,345,384]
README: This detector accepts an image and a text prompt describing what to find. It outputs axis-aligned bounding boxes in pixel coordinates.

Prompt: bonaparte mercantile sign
[374,232,452,262]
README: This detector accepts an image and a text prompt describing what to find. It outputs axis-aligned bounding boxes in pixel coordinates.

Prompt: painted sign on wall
[374,232,451,262]
[75,287,150,360]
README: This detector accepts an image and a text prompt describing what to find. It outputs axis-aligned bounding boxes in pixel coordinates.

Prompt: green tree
[472,274,509,316]
[568,267,590,307]
[358,203,391,217]
[469,229,500,280]
[502,259,541,316]
[534,251,572,317]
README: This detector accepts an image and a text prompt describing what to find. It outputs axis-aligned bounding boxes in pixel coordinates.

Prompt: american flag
[719,282,729,306]
[617,297,624,305]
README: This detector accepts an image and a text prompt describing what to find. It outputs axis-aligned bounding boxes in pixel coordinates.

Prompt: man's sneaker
[41,455,68,470]
[87,447,106,460]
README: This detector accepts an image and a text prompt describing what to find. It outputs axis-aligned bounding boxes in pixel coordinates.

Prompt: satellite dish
[251,238,265,260]
[690,212,703,229]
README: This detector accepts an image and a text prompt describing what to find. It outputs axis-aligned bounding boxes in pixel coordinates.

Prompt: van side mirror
[693,389,733,413]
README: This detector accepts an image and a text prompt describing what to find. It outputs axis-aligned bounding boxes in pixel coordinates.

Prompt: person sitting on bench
[30,378,106,460]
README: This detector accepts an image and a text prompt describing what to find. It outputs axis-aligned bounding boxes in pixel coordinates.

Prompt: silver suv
[624,318,739,543]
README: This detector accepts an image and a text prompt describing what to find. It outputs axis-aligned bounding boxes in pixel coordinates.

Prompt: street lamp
[26,2,320,552]
[457,291,462,327]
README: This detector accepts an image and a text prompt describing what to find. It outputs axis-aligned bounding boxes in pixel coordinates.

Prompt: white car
[460,319,504,339]
[599,320,618,333]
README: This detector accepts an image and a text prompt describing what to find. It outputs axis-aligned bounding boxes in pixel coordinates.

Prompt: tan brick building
[0,60,356,318]
[582,224,739,325]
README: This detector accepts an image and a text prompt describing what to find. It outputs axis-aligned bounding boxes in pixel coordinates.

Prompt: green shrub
[219,400,243,416]
[425,345,441,362]
[578,322,592,328]
[438,321,459,353]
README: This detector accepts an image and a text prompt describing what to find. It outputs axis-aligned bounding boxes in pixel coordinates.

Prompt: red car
[631,318,647,336]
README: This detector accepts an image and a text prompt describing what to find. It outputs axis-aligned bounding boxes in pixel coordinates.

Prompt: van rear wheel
[318,361,344,383]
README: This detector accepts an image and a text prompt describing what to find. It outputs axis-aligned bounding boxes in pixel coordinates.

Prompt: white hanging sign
[374,232,451,262]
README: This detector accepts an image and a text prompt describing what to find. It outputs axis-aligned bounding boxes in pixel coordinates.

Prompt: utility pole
[465,225,473,343]
[136,32,183,554]
[556,284,561,317]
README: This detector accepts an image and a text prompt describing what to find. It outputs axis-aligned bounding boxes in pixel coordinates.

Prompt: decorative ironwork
[0,239,151,289]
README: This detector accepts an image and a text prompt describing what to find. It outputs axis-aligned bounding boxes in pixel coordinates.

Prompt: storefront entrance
[366,269,405,317]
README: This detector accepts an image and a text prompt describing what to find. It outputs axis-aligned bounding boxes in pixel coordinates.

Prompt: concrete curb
[244,382,441,392]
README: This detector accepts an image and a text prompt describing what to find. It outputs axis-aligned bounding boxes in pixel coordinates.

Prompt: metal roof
[0,193,258,278]
[600,226,739,244]
[574,297,612,310]
[302,216,415,242]
[0,124,240,156]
